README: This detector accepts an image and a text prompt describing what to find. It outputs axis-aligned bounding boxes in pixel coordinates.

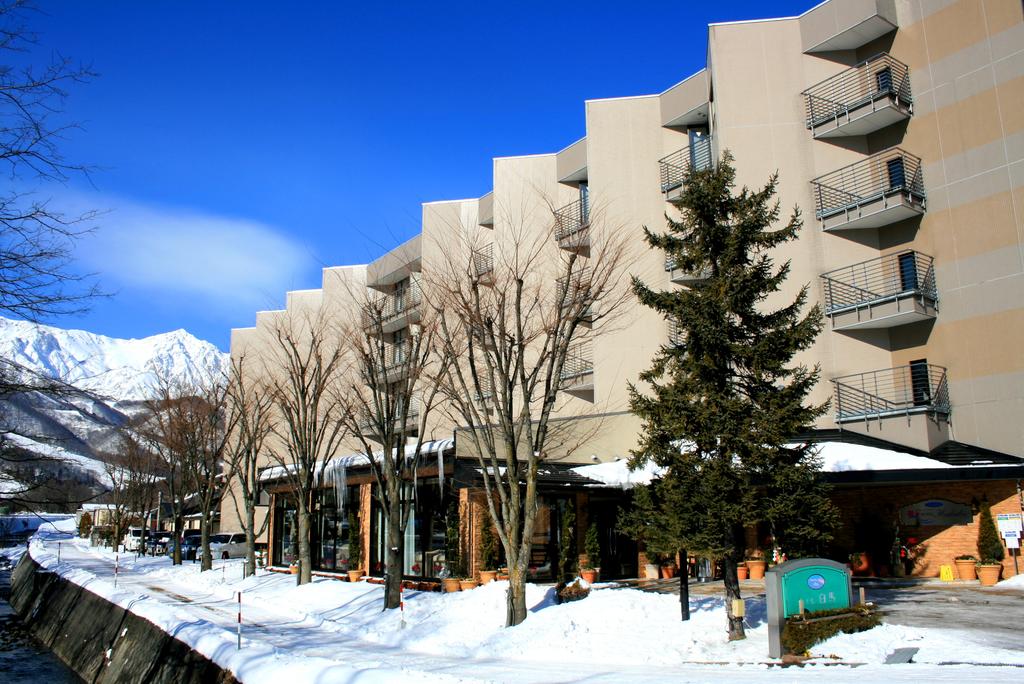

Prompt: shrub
[584,523,601,570]
[480,518,498,571]
[781,605,880,655]
[555,579,590,604]
[558,503,577,582]
[976,502,1004,564]
[955,554,977,561]
[78,512,93,538]
[347,511,361,568]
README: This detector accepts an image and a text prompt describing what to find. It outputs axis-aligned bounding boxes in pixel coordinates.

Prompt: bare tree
[224,355,274,578]
[0,0,101,321]
[431,201,632,626]
[264,312,348,585]
[336,274,450,609]
[103,427,161,554]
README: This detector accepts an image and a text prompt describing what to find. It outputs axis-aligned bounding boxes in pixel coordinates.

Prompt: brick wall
[830,478,1021,579]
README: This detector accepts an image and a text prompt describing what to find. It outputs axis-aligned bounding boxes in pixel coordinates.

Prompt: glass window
[272,494,298,567]
[371,479,451,578]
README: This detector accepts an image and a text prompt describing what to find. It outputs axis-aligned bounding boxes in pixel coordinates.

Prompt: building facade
[222,0,1024,582]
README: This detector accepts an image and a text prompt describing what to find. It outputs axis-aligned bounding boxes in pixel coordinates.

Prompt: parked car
[209,532,248,559]
[180,529,202,560]
[122,527,144,552]
[145,531,172,555]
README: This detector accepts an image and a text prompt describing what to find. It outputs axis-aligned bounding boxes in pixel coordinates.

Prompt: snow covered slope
[0,317,228,400]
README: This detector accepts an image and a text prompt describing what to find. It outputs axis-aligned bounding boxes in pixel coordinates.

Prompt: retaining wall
[10,553,236,684]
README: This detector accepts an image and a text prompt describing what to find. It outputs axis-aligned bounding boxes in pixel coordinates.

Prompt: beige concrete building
[223,0,1024,582]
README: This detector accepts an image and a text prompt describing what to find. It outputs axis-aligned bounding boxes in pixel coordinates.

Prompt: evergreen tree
[628,153,835,640]
[976,501,1004,564]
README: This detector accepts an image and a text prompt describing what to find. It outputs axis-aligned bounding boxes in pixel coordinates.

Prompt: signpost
[765,558,853,658]
[997,513,1023,575]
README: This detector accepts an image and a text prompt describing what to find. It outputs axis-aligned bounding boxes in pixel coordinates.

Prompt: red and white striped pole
[236,591,242,650]
[400,581,406,629]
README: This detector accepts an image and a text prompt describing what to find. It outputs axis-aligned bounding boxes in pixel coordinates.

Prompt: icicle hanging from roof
[437,445,444,493]
[331,458,348,517]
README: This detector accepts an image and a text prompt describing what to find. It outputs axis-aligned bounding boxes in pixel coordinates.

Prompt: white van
[122,527,144,552]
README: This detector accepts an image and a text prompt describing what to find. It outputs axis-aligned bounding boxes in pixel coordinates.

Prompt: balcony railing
[664,256,710,285]
[472,243,494,278]
[554,197,590,243]
[668,318,685,347]
[556,268,596,322]
[833,364,949,422]
[803,53,912,137]
[659,135,713,194]
[561,341,593,382]
[811,148,925,230]
[821,251,937,328]
[358,398,421,437]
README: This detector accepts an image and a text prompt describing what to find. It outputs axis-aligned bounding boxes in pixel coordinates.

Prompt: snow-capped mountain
[0,317,228,401]
[0,318,229,504]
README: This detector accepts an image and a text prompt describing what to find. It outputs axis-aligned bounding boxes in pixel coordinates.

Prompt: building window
[370,479,451,578]
[272,494,298,567]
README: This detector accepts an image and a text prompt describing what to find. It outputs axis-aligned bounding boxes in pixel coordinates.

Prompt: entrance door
[909,359,931,407]
[875,67,893,94]
[886,156,906,191]
[689,128,711,171]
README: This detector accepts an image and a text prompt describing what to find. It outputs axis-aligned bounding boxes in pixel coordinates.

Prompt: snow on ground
[15,531,1024,683]
[998,572,1024,589]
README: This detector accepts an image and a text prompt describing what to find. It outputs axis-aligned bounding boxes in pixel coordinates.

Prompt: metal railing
[821,251,937,314]
[472,243,494,277]
[383,342,413,373]
[803,53,912,129]
[658,135,713,193]
[833,364,949,422]
[383,277,422,324]
[668,319,685,347]
[556,267,595,319]
[358,397,420,434]
[811,148,925,219]
[664,256,711,281]
[554,198,590,241]
[561,341,593,381]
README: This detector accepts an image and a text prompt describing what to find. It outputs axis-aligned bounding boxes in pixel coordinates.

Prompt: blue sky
[30,0,812,350]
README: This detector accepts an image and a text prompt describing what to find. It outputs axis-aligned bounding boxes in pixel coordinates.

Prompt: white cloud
[76,197,315,313]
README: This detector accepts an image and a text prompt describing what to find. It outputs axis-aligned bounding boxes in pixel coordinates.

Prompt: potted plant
[660,553,677,579]
[745,549,767,580]
[736,563,749,581]
[581,523,601,583]
[346,512,364,583]
[954,554,978,581]
[479,519,499,584]
[557,503,577,584]
[975,502,1004,587]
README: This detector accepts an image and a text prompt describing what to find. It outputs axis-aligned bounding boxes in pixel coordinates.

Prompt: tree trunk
[171,516,182,566]
[506,562,528,626]
[200,512,212,571]
[723,555,745,640]
[297,497,312,585]
[384,504,403,610]
[679,547,690,621]
[244,504,257,578]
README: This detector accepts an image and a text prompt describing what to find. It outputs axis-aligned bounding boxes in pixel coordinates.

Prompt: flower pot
[644,563,660,579]
[347,570,364,583]
[581,568,599,583]
[849,552,871,576]
[661,564,676,579]
[442,578,462,593]
[954,560,977,581]
[459,579,478,591]
[289,565,299,575]
[496,573,509,581]
[736,565,749,581]
[746,560,767,580]
[479,570,498,585]
[977,564,1001,587]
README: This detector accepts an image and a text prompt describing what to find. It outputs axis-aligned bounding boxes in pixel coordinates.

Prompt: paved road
[31,540,1024,683]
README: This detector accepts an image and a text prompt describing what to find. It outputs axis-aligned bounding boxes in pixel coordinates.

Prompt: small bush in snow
[555,579,591,604]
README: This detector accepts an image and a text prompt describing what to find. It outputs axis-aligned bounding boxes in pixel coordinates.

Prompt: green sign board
[766,558,854,658]
[779,564,851,617]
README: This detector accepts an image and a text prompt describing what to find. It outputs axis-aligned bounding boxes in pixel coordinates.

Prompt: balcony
[554,198,590,252]
[557,268,597,325]
[363,278,423,335]
[668,319,685,347]
[381,343,414,382]
[658,135,713,199]
[358,398,420,442]
[472,243,495,284]
[821,251,937,330]
[803,54,912,139]
[832,364,950,452]
[560,341,594,397]
[812,148,925,231]
[665,256,709,286]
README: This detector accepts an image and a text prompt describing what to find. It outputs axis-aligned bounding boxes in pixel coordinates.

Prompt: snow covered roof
[259,439,454,483]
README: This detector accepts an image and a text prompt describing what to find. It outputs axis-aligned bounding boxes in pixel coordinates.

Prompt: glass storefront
[314,486,360,571]
[371,479,451,578]
[272,494,298,567]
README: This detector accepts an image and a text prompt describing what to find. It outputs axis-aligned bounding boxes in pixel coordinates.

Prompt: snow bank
[812,442,953,472]
[997,573,1024,590]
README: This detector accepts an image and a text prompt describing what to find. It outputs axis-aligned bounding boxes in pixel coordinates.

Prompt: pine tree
[628,153,835,640]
